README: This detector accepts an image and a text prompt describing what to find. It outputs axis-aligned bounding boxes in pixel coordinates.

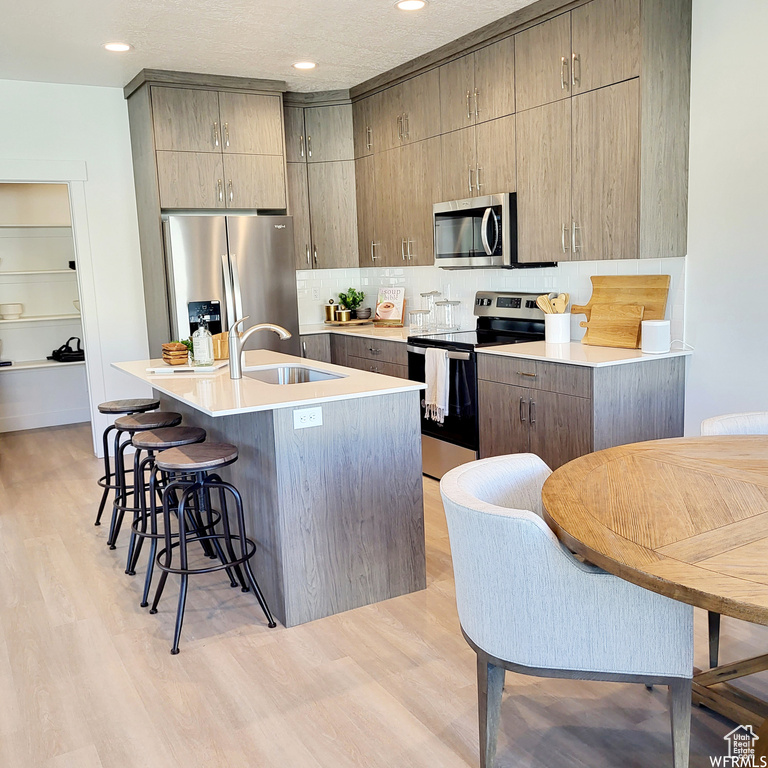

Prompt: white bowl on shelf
[0,303,23,320]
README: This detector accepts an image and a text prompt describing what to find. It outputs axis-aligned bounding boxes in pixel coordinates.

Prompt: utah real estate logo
[711,725,766,767]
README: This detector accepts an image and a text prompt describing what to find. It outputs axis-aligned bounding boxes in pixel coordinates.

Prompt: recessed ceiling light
[103,42,132,52]
[293,61,317,70]
[395,0,427,10]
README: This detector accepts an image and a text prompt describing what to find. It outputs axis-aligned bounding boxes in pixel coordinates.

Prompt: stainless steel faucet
[228,315,292,379]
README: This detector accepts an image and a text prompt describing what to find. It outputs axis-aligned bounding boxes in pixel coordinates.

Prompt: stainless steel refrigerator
[163,214,300,356]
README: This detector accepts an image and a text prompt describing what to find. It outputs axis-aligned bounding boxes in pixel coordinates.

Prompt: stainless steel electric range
[407,291,546,479]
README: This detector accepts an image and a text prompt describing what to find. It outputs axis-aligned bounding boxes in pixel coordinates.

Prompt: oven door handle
[407,345,471,361]
[480,207,499,256]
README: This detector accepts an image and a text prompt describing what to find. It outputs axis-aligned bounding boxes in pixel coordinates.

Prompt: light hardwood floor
[1,423,766,767]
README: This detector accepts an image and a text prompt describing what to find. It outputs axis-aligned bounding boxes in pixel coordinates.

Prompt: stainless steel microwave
[433,193,554,269]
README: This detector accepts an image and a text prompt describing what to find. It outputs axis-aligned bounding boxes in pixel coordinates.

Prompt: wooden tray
[571,275,670,321]
[580,303,645,348]
[324,319,373,326]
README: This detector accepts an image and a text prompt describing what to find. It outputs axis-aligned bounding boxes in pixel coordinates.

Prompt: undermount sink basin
[242,364,344,385]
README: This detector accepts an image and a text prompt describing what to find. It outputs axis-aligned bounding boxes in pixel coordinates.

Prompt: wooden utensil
[536,295,554,314]
[571,276,669,322]
[580,303,645,348]
[551,293,568,314]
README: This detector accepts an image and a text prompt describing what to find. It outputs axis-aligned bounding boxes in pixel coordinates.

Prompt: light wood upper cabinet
[514,13,572,112]
[440,127,476,202]
[401,69,441,144]
[156,151,225,209]
[352,98,374,158]
[439,54,475,134]
[152,87,222,152]
[475,114,516,196]
[371,85,402,154]
[571,79,640,260]
[355,155,378,266]
[286,163,312,269]
[307,161,358,269]
[516,99,571,263]
[571,0,640,95]
[400,138,441,266]
[223,154,286,209]
[218,93,284,155]
[304,105,354,162]
[284,107,306,162]
[474,36,516,123]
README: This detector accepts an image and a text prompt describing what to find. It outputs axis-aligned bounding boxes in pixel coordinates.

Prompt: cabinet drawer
[346,355,409,379]
[478,354,591,398]
[344,336,407,366]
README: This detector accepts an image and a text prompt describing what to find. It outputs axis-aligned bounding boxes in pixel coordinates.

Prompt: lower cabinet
[328,334,409,377]
[300,334,331,363]
[478,352,686,470]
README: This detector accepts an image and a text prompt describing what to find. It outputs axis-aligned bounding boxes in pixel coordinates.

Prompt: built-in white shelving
[0,313,80,325]
[0,269,75,276]
[0,359,85,372]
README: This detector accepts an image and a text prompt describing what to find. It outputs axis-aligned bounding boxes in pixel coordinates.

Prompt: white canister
[544,312,571,344]
[641,320,671,354]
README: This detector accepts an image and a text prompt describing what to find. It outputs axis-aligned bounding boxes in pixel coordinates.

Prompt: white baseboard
[0,408,91,433]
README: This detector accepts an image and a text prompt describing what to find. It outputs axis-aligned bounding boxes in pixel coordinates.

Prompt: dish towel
[424,348,450,424]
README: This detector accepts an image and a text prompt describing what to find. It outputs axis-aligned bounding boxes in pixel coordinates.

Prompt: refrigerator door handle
[230,254,244,323]
[221,253,236,329]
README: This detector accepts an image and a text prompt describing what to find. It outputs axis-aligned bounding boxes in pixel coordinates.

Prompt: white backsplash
[297,257,687,342]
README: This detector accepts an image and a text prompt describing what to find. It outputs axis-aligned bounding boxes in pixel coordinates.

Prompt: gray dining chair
[440,453,694,768]
[700,411,768,667]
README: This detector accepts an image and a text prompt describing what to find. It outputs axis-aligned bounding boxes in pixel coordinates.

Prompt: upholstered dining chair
[440,453,694,768]
[701,411,768,668]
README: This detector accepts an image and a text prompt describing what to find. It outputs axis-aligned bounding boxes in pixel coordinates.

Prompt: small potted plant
[338,288,369,319]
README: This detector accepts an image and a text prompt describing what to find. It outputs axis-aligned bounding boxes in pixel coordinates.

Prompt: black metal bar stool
[95,398,160,526]
[106,411,182,550]
[150,442,277,654]
[125,426,207,608]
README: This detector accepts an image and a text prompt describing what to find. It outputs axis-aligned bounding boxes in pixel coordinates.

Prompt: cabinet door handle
[307,135,312,158]
[371,241,380,261]
[561,223,569,253]
[223,122,230,149]
[401,238,407,261]
[473,88,480,118]
[561,56,569,90]
[217,179,224,203]
[519,396,527,423]
[572,52,580,87]
[313,245,318,265]
[475,164,482,190]
[529,399,536,425]
[397,114,403,140]
[407,239,413,261]
[572,221,581,253]
[466,90,472,120]
[213,121,220,148]
[468,166,475,194]
[300,135,305,158]
[366,125,373,150]
[403,112,410,139]
[306,245,311,267]
[369,347,382,356]
[228,180,234,204]
[302,340,307,356]
[517,371,537,378]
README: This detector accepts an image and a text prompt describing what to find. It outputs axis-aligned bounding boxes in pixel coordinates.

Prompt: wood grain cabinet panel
[346,356,409,378]
[286,163,312,269]
[218,92,284,155]
[283,107,306,162]
[475,115,516,195]
[401,69,441,144]
[151,87,222,152]
[223,153,286,209]
[528,389,593,470]
[440,127,476,202]
[304,105,355,162]
[373,148,403,267]
[514,13,572,112]
[155,150,225,209]
[307,161,358,269]
[439,54,475,134]
[571,0,640,95]
[473,36,516,123]
[516,99,571,263]
[355,154,379,267]
[300,334,332,363]
[571,79,640,260]
[401,137,441,266]
[371,85,403,154]
[345,336,408,365]
[352,97,374,158]
[478,380,530,459]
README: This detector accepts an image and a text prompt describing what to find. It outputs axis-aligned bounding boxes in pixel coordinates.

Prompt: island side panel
[272,390,426,627]
[156,392,288,625]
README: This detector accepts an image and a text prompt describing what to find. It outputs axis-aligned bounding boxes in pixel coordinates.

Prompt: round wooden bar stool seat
[114,411,182,432]
[98,398,160,415]
[132,426,206,451]
[155,443,239,472]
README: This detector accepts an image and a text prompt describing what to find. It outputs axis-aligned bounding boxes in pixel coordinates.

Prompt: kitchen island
[114,350,426,627]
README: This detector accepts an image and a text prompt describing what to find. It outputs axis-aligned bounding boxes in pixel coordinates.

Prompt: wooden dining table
[542,435,768,754]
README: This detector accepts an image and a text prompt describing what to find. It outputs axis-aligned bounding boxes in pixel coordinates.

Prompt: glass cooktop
[408,329,543,350]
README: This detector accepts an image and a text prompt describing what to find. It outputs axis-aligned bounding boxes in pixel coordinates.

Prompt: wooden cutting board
[571,275,670,321]
[580,303,645,348]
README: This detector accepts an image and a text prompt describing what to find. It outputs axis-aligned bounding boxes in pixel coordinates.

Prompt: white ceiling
[1,0,537,92]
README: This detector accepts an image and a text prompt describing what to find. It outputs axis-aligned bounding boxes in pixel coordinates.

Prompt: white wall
[0,79,150,446]
[684,0,768,433]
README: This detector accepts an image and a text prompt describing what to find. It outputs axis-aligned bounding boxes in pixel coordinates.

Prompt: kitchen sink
[242,364,344,385]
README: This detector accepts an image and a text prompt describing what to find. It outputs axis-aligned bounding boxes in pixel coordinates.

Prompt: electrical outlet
[312,287,321,301]
[293,406,323,429]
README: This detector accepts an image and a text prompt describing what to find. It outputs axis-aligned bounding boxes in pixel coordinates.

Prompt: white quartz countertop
[299,323,412,342]
[113,349,424,417]
[478,341,692,367]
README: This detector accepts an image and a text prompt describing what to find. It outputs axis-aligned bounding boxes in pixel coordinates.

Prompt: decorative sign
[374,287,406,327]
